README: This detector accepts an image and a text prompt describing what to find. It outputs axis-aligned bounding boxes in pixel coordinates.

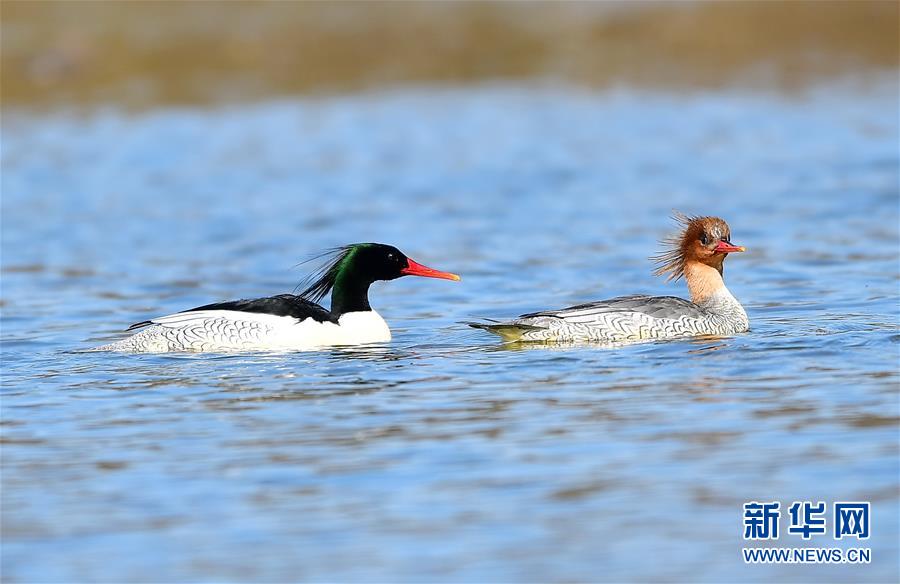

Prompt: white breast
[336,311,392,344]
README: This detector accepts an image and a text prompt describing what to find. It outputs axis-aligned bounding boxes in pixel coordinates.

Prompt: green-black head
[297,243,460,315]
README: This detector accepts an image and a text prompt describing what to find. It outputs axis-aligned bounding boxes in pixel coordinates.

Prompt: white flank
[94,310,391,353]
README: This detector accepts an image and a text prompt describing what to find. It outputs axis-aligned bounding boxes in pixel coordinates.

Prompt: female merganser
[470,214,748,344]
[93,243,460,352]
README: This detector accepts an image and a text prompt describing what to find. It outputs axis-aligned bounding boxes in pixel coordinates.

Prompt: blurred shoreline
[2,1,898,110]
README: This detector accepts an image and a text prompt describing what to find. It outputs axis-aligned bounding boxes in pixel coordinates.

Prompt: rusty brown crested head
[651,212,745,282]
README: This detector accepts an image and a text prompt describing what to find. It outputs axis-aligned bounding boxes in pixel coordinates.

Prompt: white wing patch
[149,310,301,329]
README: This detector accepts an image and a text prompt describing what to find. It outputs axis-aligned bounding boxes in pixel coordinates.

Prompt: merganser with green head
[93,243,460,352]
[470,214,748,344]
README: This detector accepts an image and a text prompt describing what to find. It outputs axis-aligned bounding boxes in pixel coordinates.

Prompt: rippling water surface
[2,83,898,582]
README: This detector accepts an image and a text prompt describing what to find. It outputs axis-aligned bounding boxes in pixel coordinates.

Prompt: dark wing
[126,294,336,331]
[186,294,337,322]
[520,294,706,321]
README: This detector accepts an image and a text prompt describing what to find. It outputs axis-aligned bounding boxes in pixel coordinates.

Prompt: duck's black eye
[386,253,395,261]
[699,233,709,245]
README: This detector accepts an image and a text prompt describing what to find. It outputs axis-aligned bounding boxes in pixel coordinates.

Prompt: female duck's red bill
[401,258,461,281]
[714,241,746,253]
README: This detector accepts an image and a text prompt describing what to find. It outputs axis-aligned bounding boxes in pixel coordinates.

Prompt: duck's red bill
[401,258,461,281]
[714,241,746,253]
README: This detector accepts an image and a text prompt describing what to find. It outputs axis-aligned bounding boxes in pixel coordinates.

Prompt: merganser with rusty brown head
[93,243,460,352]
[469,214,748,344]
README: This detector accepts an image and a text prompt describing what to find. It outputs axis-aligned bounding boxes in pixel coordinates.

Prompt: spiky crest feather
[295,244,365,303]
[651,211,697,282]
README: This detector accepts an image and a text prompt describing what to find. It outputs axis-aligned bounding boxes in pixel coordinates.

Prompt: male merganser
[93,243,460,352]
[470,214,748,344]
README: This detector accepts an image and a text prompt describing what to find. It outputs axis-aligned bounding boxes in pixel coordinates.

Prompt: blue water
[2,82,898,582]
